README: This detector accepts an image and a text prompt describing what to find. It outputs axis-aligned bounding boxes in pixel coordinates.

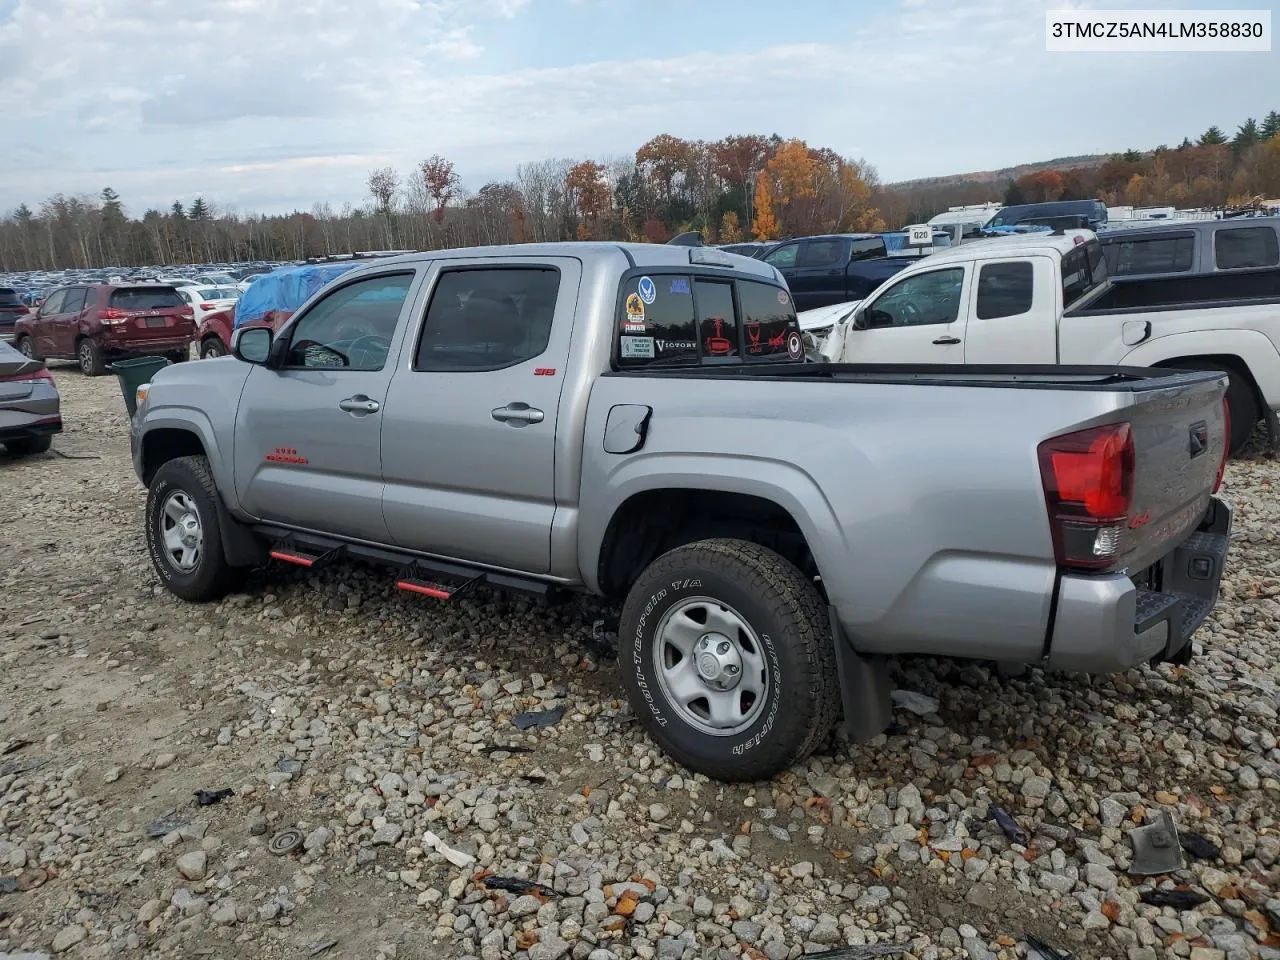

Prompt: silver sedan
[0,339,61,456]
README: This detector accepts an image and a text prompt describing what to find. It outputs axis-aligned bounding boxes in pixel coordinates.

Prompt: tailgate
[1119,371,1227,570]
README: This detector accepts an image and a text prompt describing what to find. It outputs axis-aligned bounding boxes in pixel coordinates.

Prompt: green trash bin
[108,356,171,418]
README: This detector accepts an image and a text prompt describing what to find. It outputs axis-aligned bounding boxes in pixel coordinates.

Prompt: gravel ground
[1,368,1278,960]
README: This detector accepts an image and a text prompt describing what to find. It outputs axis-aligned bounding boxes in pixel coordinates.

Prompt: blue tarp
[233,262,364,329]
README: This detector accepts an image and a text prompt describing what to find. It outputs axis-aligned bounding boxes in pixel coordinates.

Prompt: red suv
[13,283,195,376]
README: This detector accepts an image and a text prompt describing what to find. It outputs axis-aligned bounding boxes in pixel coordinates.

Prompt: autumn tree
[419,155,459,223]
[635,134,693,209]
[751,169,779,240]
[564,160,610,239]
[719,211,743,243]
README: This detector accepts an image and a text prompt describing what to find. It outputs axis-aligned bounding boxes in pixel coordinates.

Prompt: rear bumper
[99,336,192,353]
[0,416,62,442]
[1047,497,1232,673]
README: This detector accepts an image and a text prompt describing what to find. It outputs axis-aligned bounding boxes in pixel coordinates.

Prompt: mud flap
[216,498,267,568]
[829,607,892,741]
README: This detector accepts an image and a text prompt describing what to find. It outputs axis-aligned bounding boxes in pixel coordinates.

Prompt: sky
[0,0,1276,216]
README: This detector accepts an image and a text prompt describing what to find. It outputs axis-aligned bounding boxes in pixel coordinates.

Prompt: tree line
[0,134,884,272]
[3,111,1278,273]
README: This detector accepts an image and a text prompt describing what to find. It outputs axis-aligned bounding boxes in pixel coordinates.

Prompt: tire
[167,349,189,364]
[5,434,52,456]
[77,338,107,376]
[200,338,227,359]
[1215,366,1260,456]
[145,455,245,602]
[618,538,838,782]
[15,336,38,360]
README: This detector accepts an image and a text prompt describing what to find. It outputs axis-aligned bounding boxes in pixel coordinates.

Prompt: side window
[797,240,850,268]
[849,237,887,261]
[1105,235,1195,276]
[62,289,87,313]
[415,267,559,372]
[865,268,965,327]
[738,281,802,361]
[616,274,697,367]
[285,272,413,371]
[763,244,798,269]
[975,261,1034,320]
[1215,227,1280,270]
[694,280,738,359]
[40,290,66,315]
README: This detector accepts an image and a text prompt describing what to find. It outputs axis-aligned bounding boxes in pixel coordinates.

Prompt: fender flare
[1121,329,1280,409]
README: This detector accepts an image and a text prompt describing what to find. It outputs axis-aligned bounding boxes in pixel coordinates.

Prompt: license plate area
[145,315,166,328]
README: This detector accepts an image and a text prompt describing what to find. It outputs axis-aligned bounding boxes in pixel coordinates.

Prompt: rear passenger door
[960,257,1058,363]
[380,258,581,574]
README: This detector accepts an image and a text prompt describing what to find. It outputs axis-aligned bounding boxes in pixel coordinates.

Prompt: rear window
[110,287,186,310]
[976,261,1034,319]
[617,274,803,368]
[850,237,887,260]
[1103,234,1195,276]
[1215,227,1280,270]
[0,288,22,306]
[1061,240,1107,308]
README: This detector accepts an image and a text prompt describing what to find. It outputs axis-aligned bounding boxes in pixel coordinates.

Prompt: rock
[808,916,842,944]
[176,850,207,881]
[529,936,571,960]
[1101,797,1128,828]
[1082,910,1111,930]
[897,783,925,823]
[50,925,86,953]
[1085,863,1118,891]
[210,899,238,925]
[371,823,403,845]
[152,752,177,769]
[1189,950,1226,960]
[304,826,333,854]
[692,895,714,918]
[1022,776,1051,799]
[138,899,165,923]
[509,895,542,918]
[963,937,997,960]
[790,861,814,879]
[648,803,669,823]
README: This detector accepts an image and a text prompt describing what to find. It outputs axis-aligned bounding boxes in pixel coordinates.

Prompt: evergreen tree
[1232,118,1260,153]
[1003,180,1027,205]
[188,196,210,220]
[1198,126,1227,146]
[1122,149,1143,162]
[1262,111,1280,140]
[170,200,186,219]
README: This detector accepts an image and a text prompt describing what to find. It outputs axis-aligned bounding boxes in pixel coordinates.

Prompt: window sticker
[620,335,655,359]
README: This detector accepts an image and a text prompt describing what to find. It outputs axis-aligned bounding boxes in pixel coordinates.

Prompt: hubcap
[79,343,92,369]
[19,339,33,358]
[159,490,203,571]
[653,597,770,736]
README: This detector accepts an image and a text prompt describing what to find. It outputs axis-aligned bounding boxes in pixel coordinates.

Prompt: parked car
[0,339,61,455]
[717,242,775,259]
[817,229,1277,454]
[983,198,1108,232]
[130,241,1232,781]
[176,286,240,329]
[1098,217,1280,280]
[761,234,914,310]
[0,286,29,342]
[13,283,195,375]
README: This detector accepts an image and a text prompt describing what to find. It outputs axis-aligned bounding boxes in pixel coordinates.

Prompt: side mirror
[232,326,273,364]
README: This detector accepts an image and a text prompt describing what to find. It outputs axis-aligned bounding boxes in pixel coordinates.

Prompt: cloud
[0,0,1274,215]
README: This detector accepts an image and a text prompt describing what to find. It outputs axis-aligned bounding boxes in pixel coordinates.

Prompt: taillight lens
[100,307,128,320]
[1213,396,1230,494]
[179,306,194,317]
[200,303,215,310]
[0,365,53,384]
[1038,422,1135,571]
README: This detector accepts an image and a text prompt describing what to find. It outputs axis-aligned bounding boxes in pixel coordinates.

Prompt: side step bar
[258,526,553,603]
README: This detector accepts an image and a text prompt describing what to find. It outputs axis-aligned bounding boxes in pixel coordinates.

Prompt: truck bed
[1071,266,1280,315]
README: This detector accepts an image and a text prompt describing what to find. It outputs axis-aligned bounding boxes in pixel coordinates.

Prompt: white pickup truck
[815,230,1280,454]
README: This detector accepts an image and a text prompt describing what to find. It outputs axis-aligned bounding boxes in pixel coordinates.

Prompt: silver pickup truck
[131,242,1234,782]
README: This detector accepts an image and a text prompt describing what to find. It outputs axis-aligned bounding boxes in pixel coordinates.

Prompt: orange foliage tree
[565,161,611,239]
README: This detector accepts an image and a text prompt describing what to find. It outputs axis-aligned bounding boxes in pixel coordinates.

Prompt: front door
[52,287,87,356]
[842,265,970,364]
[380,258,581,574]
[232,269,419,542]
[31,290,66,357]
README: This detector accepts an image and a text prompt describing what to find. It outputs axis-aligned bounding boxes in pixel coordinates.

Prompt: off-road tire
[619,538,838,782]
[146,455,244,602]
[5,434,52,456]
[77,338,107,376]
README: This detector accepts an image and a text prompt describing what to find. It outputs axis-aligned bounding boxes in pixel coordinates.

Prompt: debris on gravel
[1,372,1278,959]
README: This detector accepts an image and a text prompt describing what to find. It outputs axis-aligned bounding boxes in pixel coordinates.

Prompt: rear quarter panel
[579,373,1147,661]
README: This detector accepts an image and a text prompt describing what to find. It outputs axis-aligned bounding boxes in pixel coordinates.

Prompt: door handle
[491,402,545,425]
[338,395,380,415]
[932,336,961,345]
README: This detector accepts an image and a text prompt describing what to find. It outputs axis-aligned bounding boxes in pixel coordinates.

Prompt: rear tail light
[100,307,128,322]
[179,306,194,318]
[1038,422,1135,571]
[200,303,215,310]
[0,365,53,384]
[1213,396,1230,494]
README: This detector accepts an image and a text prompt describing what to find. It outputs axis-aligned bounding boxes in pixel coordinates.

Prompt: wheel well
[141,429,207,484]
[1154,354,1262,407]
[596,489,818,599]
